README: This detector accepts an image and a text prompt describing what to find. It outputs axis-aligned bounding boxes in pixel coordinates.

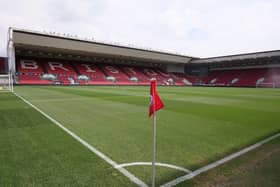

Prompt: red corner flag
[149,80,164,117]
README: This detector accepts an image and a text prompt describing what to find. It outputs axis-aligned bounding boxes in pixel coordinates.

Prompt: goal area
[0,74,13,92]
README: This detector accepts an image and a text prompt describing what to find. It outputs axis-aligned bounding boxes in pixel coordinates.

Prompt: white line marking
[14,92,148,187]
[115,162,192,173]
[30,97,93,102]
[161,132,280,187]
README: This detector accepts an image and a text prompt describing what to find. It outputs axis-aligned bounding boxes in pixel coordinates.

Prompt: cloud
[0,0,279,57]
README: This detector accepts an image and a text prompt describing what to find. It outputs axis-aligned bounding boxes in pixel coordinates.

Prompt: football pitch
[1,86,280,186]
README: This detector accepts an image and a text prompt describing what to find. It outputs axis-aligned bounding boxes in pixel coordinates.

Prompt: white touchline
[161,132,280,187]
[14,92,148,187]
[30,97,94,102]
[115,162,192,173]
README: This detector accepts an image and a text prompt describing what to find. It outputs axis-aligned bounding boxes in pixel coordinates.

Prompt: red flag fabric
[149,80,164,117]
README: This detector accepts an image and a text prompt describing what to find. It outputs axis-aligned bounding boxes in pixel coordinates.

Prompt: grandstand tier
[75,63,108,85]
[101,65,132,84]
[14,57,280,87]
[203,68,280,87]
[43,60,78,85]
[15,58,184,85]
[121,66,150,85]
[16,59,50,85]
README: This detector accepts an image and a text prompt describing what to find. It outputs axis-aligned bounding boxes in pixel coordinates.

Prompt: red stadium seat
[234,69,267,87]
[121,66,150,85]
[203,68,271,87]
[141,67,168,85]
[0,57,5,73]
[75,63,108,85]
[261,68,280,87]
[16,57,280,87]
[171,72,196,85]
[17,59,51,85]
[44,61,78,85]
[101,65,130,84]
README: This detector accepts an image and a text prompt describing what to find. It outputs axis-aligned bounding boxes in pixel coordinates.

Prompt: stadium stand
[74,63,109,85]
[202,71,223,85]
[233,68,267,87]
[43,60,78,85]
[171,72,195,85]
[200,68,279,87]
[142,67,169,85]
[121,66,150,85]
[9,28,280,88]
[262,68,280,87]
[16,59,51,84]
[212,70,242,86]
[15,58,280,87]
[0,57,5,74]
[156,69,180,85]
[16,58,195,86]
[101,65,132,85]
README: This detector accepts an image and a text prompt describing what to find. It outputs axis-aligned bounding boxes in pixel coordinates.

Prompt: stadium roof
[11,28,194,64]
[192,50,280,64]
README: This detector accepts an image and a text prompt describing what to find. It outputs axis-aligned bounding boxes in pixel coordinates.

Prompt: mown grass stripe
[161,132,280,187]
[14,86,280,186]
[13,92,148,187]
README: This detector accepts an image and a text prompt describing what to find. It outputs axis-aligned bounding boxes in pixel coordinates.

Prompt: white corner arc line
[115,162,192,173]
[161,132,280,187]
[14,92,148,187]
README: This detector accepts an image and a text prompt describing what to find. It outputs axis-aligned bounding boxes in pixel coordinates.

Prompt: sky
[0,0,280,58]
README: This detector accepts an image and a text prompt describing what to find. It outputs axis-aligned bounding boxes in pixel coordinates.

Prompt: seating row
[16,59,189,85]
[201,68,280,87]
[16,58,280,87]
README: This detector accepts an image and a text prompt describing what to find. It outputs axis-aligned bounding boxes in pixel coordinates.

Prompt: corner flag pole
[151,109,156,187]
[149,79,164,187]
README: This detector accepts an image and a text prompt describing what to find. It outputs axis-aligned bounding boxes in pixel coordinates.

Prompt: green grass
[180,136,280,187]
[1,86,280,186]
[0,92,136,186]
